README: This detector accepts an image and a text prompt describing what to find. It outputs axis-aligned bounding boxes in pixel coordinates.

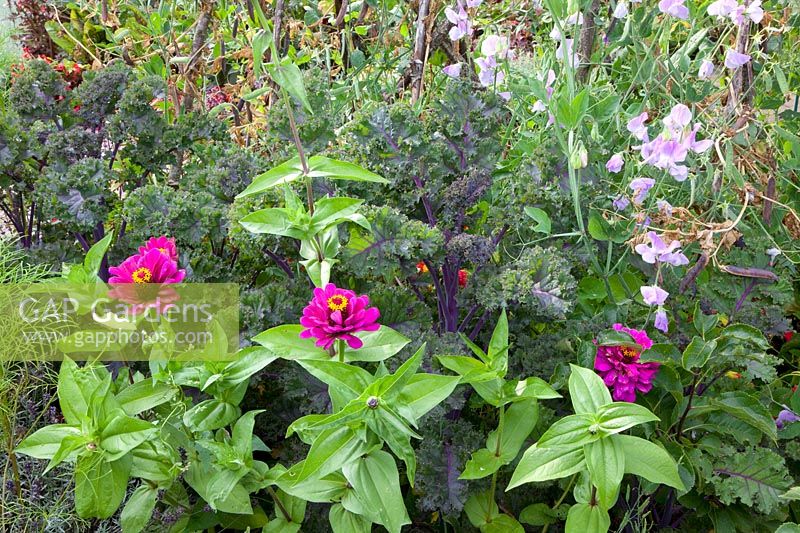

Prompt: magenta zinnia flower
[299,284,380,350]
[109,248,186,285]
[138,236,178,261]
[594,324,660,402]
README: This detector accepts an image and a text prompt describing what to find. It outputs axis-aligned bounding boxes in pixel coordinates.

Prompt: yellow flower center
[158,247,169,255]
[132,267,152,283]
[327,294,349,312]
[620,346,639,362]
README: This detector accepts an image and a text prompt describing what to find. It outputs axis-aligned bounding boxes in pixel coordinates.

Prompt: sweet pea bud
[570,140,588,169]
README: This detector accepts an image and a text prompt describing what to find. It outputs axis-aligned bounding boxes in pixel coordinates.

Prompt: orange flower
[416,261,428,274]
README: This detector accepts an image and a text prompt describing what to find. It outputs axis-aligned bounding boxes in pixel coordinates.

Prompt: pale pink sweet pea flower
[606,153,624,173]
[725,49,751,68]
[635,231,689,266]
[707,0,738,17]
[627,112,649,141]
[556,38,579,66]
[442,63,461,78]
[446,2,472,41]
[613,196,631,211]
[630,177,655,204]
[613,2,629,18]
[654,309,669,332]
[466,0,482,7]
[663,104,692,135]
[657,199,673,216]
[442,63,462,78]
[658,0,689,19]
[481,35,513,59]
[641,285,669,306]
[698,59,715,80]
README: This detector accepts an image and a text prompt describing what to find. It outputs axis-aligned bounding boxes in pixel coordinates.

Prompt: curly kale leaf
[343,206,444,279]
[477,246,577,318]
[709,445,793,514]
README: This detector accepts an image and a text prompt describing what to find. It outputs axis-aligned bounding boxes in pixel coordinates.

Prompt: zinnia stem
[337,338,346,363]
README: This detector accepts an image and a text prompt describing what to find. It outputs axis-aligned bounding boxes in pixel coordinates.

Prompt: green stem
[542,473,577,533]
[267,486,293,523]
[337,338,346,363]
[487,404,506,522]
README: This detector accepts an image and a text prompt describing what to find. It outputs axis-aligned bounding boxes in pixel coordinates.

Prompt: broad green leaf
[295,426,368,483]
[343,326,410,362]
[595,402,659,434]
[519,503,567,526]
[503,377,561,402]
[568,364,612,415]
[238,157,305,197]
[58,358,100,425]
[465,490,500,527]
[232,410,264,458]
[84,231,114,276]
[267,59,313,113]
[183,399,240,432]
[781,487,800,501]
[584,437,624,508]
[330,503,371,533]
[487,309,509,366]
[682,336,717,370]
[483,514,525,532]
[692,302,719,337]
[240,208,307,239]
[487,400,539,462]
[222,346,278,385]
[251,30,273,80]
[565,503,610,533]
[461,448,506,480]
[120,485,157,533]
[366,410,417,485]
[507,445,586,489]
[130,440,179,482]
[524,207,552,234]
[616,435,684,490]
[15,424,81,459]
[279,471,349,503]
[74,454,131,519]
[306,156,386,183]
[298,359,374,398]
[252,325,328,360]
[374,344,424,397]
[397,373,461,420]
[309,197,364,233]
[437,355,495,382]
[342,450,410,533]
[116,380,176,416]
[537,413,598,448]
[99,415,157,461]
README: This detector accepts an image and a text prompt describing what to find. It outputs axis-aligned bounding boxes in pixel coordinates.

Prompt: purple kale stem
[469,309,492,341]
[458,303,479,332]
[733,279,758,315]
[413,174,437,227]
[424,259,446,331]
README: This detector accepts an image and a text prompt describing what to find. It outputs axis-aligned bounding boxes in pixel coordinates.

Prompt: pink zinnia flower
[109,248,186,285]
[299,284,380,350]
[594,324,660,402]
[138,236,178,261]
